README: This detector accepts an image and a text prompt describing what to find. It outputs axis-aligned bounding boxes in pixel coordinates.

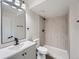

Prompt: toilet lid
[37,46,48,52]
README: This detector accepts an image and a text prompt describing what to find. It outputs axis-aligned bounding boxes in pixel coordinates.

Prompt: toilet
[33,39,48,59]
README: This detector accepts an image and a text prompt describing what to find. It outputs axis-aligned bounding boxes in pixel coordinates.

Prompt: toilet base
[37,52,46,59]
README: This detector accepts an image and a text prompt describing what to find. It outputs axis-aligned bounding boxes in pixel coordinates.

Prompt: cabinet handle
[25,52,27,55]
[22,54,24,56]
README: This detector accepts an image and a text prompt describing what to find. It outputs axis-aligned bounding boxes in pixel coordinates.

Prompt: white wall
[0,2,1,47]
[39,17,45,46]
[45,16,68,50]
[26,10,40,40]
[69,2,79,59]
[26,10,45,46]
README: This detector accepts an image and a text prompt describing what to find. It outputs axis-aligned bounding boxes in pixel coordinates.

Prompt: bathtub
[44,45,69,59]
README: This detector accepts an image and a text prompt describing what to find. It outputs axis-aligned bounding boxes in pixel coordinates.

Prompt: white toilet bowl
[33,39,48,59]
[37,46,48,59]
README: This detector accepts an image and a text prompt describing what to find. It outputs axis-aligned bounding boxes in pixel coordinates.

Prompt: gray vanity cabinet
[7,50,25,59]
[7,45,36,59]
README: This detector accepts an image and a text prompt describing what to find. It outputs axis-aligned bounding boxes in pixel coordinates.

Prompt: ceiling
[28,0,79,18]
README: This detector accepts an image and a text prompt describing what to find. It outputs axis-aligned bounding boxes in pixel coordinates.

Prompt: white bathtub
[44,45,69,59]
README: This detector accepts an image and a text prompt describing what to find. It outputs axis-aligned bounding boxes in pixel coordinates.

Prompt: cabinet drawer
[7,50,25,59]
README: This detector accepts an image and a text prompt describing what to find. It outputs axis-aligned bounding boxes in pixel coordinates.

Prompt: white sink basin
[9,43,24,50]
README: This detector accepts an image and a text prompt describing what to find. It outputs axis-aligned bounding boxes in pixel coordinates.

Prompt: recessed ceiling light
[21,3,26,10]
[15,0,20,6]
[2,2,9,6]
[6,0,13,2]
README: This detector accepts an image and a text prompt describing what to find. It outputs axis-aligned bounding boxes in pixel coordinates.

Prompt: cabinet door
[7,51,25,59]
[24,45,36,59]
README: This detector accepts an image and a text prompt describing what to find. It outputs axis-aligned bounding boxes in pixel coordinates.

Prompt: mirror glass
[1,0,26,44]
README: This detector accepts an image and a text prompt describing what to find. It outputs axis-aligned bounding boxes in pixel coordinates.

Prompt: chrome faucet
[14,38,19,45]
[8,36,19,45]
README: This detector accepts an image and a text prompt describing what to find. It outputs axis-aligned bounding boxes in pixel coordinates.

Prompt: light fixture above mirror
[6,0,13,2]
[15,0,20,6]
[2,0,26,10]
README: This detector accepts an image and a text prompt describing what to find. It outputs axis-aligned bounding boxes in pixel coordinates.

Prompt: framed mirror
[1,0,26,44]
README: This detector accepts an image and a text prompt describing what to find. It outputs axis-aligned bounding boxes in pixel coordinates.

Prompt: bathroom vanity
[0,1,37,59]
[0,41,36,59]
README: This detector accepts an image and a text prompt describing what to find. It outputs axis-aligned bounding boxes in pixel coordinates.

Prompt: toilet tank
[33,38,40,48]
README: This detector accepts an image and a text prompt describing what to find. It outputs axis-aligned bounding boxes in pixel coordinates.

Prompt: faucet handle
[8,36,13,39]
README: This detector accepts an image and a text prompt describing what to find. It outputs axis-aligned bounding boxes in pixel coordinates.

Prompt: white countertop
[0,41,36,59]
